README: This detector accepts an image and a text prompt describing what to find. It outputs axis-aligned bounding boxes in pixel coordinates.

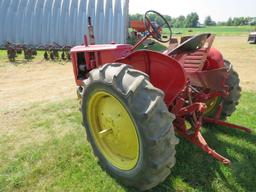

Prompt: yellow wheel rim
[87,91,139,170]
[204,97,219,115]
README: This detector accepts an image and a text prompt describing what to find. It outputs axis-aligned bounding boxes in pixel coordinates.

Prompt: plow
[4,42,37,61]
[3,42,71,62]
[41,43,71,61]
[70,11,252,190]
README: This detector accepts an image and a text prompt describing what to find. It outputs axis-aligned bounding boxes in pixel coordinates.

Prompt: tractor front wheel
[81,63,178,191]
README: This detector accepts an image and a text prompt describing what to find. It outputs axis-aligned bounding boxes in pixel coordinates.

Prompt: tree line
[129,13,256,28]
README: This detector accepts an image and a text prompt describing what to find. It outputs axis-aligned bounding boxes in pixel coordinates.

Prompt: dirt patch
[213,36,256,92]
[0,61,77,142]
[0,36,255,113]
[0,61,78,157]
[0,62,76,112]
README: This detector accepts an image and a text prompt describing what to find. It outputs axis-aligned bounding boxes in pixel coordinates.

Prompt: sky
[129,0,256,23]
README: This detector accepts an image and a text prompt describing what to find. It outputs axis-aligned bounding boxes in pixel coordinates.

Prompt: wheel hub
[204,97,220,115]
[87,91,139,170]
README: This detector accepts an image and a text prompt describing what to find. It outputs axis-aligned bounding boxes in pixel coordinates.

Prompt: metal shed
[0,0,129,47]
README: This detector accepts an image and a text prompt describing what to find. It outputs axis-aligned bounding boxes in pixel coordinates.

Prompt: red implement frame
[168,34,253,164]
[171,83,252,164]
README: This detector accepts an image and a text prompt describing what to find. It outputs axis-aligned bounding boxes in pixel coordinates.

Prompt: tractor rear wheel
[205,60,241,119]
[220,61,241,119]
[81,63,178,191]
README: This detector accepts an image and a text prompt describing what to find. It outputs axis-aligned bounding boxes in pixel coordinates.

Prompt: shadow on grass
[5,58,69,66]
[1,91,255,191]
[149,124,255,192]
[9,59,34,65]
[1,50,69,65]
[123,122,256,192]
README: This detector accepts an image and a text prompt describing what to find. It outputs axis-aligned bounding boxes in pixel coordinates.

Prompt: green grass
[168,26,255,36]
[1,92,256,192]
[130,26,255,38]
[0,50,68,67]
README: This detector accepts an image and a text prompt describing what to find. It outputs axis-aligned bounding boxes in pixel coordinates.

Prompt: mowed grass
[131,25,255,36]
[0,50,42,63]
[169,26,255,36]
[0,92,256,192]
[0,30,256,191]
[0,50,68,67]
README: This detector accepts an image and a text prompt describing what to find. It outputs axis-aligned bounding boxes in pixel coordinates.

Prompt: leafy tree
[163,15,172,27]
[204,16,216,26]
[129,12,201,28]
[249,18,256,25]
[174,15,186,28]
[129,13,143,21]
[185,12,199,28]
[130,12,255,28]
[164,15,172,23]
[155,15,165,26]
[226,18,233,26]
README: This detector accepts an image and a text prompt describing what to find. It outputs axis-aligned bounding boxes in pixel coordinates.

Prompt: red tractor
[70,11,251,190]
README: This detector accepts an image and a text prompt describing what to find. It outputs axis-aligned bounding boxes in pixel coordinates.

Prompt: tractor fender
[204,48,225,70]
[116,50,186,106]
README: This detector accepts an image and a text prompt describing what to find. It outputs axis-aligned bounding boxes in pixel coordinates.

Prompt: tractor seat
[167,33,211,55]
[165,33,213,72]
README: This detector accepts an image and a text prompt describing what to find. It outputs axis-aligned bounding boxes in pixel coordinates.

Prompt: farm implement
[41,43,71,61]
[2,42,71,62]
[248,31,256,44]
[70,10,252,190]
[4,42,37,61]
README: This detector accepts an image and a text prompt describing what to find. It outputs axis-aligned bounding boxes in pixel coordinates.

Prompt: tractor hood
[71,44,132,53]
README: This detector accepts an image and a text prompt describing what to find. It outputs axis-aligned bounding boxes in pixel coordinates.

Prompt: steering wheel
[144,10,172,43]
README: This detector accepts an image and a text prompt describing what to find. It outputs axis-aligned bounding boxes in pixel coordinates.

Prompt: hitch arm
[203,117,252,133]
[175,129,231,164]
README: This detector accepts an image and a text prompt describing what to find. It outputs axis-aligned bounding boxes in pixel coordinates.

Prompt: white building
[0,0,129,47]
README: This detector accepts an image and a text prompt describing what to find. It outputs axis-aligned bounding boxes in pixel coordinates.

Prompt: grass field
[0,50,50,66]
[129,25,255,37]
[168,26,255,36]
[1,33,256,191]
[0,93,256,192]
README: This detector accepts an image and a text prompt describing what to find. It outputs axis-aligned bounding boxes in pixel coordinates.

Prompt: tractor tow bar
[203,117,252,133]
[173,85,252,165]
[173,97,233,165]
[175,129,231,165]
[175,112,252,165]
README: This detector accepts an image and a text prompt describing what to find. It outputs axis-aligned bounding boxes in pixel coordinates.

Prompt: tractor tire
[204,60,241,120]
[220,60,241,119]
[81,63,178,191]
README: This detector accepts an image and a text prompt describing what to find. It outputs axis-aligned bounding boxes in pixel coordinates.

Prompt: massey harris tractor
[70,11,251,190]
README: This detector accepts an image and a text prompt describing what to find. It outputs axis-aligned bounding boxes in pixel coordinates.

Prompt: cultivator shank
[42,43,71,61]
